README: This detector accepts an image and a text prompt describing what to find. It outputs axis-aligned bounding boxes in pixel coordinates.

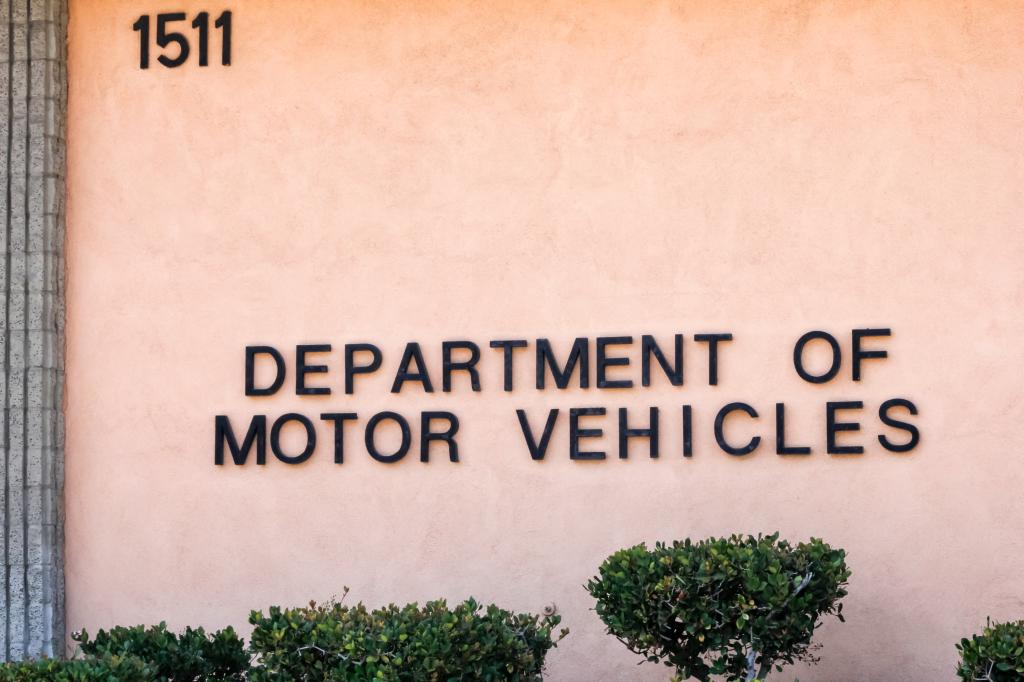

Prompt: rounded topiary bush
[586,533,850,681]
[248,594,567,681]
[956,619,1024,681]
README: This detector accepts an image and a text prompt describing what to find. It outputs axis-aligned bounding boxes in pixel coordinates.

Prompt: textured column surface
[1,0,67,661]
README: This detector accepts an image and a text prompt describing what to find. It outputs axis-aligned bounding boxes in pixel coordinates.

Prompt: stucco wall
[66,1,1024,679]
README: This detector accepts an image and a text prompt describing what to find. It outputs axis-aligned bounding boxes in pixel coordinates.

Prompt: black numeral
[192,12,209,66]
[132,15,150,69]
[156,13,190,68]
[215,11,232,66]
[133,10,232,69]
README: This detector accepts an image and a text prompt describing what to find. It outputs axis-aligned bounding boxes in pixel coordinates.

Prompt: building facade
[3,1,1024,679]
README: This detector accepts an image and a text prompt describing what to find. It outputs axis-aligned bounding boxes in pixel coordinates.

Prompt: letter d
[245,345,286,396]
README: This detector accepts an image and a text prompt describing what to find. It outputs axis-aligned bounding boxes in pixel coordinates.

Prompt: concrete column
[1,0,67,661]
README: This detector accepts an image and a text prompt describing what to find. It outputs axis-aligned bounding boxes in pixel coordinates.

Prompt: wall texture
[0,0,67,662]
[65,1,1023,680]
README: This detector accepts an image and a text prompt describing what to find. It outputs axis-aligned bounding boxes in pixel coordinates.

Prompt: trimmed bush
[248,594,568,681]
[0,656,155,681]
[956,619,1024,681]
[72,622,248,680]
[586,533,850,681]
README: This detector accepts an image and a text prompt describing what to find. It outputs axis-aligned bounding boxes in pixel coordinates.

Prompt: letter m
[537,337,590,389]
[215,415,267,465]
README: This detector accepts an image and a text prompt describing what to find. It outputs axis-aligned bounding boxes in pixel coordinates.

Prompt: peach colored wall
[66,1,1024,680]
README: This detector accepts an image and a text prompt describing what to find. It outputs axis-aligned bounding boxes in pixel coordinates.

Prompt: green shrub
[956,618,1024,681]
[0,656,155,681]
[72,622,248,680]
[586,533,850,681]
[248,594,568,681]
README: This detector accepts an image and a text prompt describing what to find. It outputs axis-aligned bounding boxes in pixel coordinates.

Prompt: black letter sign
[714,402,760,456]
[793,331,841,384]
[245,346,285,396]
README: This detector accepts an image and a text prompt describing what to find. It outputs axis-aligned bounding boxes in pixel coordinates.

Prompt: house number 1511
[132,11,232,69]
